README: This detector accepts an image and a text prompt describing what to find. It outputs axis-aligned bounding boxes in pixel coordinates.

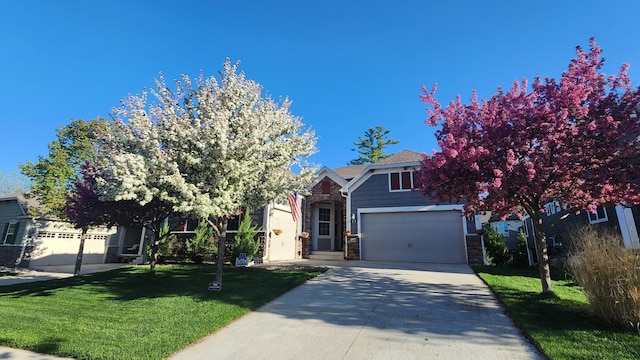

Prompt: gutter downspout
[480,235,491,266]
[340,188,350,260]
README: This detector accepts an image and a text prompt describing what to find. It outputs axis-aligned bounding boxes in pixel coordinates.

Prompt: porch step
[309,251,344,261]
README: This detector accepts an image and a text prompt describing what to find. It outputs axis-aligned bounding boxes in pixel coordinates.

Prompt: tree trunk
[531,211,553,293]
[149,230,159,274]
[215,218,228,287]
[74,227,88,276]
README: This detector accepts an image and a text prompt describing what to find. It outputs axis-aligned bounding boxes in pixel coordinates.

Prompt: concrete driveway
[169,261,544,360]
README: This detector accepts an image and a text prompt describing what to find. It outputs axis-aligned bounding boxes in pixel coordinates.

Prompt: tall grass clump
[568,226,640,332]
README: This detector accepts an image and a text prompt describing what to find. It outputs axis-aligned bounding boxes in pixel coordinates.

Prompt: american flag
[288,192,301,222]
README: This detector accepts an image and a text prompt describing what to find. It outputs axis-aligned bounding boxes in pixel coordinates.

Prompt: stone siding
[302,176,346,257]
[0,245,32,267]
[345,235,360,260]
[466,235,483,265]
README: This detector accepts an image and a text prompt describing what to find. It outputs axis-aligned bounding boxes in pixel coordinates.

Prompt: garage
[359,210,467,264]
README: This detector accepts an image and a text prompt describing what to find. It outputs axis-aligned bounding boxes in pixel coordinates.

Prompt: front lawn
[0,271,19,277]
[0,265,324,360]
[474,266,640,360]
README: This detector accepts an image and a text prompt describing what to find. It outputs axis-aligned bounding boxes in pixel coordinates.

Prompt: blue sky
[1,1,639,176]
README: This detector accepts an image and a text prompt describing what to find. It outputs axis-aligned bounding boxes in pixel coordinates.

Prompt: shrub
[511,229,530,268]
[483,225,513,265]
[568,226,640,332]
[186,220,217,263]
[157,233,186,262]
[233,213,261,262]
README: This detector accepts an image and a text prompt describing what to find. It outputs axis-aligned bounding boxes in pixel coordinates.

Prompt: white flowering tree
[96,59,316,284]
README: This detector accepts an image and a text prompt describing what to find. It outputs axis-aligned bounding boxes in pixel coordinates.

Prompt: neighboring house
[483,212,526,250]
[302,150,483,264]
[0,194,119,267]
[541,201,640,250]
[1,193,302,268]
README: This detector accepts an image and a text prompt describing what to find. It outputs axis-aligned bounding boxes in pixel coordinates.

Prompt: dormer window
[389,171,413,191]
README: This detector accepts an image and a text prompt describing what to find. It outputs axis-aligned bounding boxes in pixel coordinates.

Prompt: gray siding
[0,200,28,245]
[351,174,439,211]
[542,204,620,245]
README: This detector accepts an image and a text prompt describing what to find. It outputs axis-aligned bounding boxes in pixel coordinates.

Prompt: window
[171,218,201,233]
[544,201,561,216]
[588,206,608,224]
[390,171,413,191]
[318,208,331,236]
[3,221,19,244]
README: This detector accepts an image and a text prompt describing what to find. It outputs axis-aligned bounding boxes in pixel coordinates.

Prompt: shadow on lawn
[0,265,322,306]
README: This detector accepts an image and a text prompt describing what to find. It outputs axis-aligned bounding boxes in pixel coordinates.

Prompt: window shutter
[322,179,331,194]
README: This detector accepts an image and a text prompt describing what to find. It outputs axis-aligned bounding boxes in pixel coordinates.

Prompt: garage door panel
[360,211,466,264]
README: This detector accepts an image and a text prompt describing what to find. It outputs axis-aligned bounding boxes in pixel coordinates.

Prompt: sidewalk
[0,263,126,286]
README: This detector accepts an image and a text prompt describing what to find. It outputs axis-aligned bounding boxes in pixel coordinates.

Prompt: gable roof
[0,193,37,217]
[315,166,349,187]
[332,164,368,181]
[374,150,425,166]
[331,150,425,181]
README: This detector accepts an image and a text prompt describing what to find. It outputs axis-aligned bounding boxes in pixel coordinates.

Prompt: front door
[313,204,334,251]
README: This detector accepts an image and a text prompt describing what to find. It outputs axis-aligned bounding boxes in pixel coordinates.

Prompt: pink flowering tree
[415,38,640,293]
[65,162,175,274]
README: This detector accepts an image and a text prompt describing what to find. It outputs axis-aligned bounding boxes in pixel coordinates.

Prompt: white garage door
[360,211,467,263]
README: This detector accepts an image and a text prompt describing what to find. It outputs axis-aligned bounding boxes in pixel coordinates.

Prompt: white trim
[3,220,17,244]
[357,205,464,218]
[587,206,608,224]
[616,205,640,249]
[314,166,349,188]
[356,205,466,239]
[356,205,468,262]
[342,162,422,195]
[313,203,335,251]
[388,171,414,192]
[263,204,272,262]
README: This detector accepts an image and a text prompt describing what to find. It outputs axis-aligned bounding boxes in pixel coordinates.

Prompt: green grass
[0,271,19,277]
[0,265,324,360]
[474,266,640,360]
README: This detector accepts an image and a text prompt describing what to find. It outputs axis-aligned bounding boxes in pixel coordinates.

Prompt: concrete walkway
[169,261,544,360]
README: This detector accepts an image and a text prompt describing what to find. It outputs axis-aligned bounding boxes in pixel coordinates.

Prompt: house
[480,212,527,250]
[541,201,640,251]
[1,191,302,267]
[0,194,119,267]
[302,150,483,264]
[162,201,302,263]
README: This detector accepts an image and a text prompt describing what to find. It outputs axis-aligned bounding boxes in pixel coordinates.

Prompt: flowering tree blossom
[96,59,316,284]
[65,162,175,274]
[415,39,640,293]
